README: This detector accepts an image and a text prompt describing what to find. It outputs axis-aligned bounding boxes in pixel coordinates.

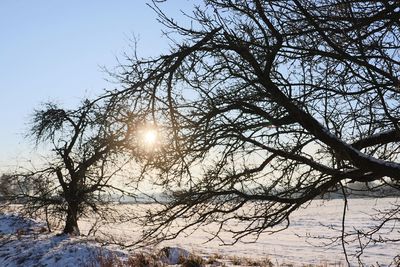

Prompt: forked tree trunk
[63,202,80,235]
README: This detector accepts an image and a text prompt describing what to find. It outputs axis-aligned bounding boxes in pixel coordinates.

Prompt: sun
[138,123,162,151]
[143,129,157,146]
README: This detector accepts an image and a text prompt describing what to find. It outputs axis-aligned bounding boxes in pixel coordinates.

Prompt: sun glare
[143,129,157,145]
[138,123,162,152]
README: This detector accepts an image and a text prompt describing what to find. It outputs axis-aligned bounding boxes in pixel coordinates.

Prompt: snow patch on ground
[0,213,128,267]
[0,213,44,235]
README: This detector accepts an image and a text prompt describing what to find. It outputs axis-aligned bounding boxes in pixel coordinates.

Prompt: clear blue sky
[0,0,194,171]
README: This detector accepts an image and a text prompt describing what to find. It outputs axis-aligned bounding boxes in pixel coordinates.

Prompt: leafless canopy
[109,0,400,261]
[8,99,149,235]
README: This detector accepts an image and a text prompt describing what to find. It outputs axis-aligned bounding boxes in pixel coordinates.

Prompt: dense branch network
[109,0,400,261]
[1,0,398,264]
[5,98,154,235]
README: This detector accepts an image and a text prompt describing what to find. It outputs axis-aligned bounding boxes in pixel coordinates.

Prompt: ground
[0,213,129,267]
[0,213,273,267]
[1,198,399,266]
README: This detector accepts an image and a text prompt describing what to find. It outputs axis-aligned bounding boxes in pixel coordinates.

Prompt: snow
[1,198,399,266]
[321,126,400,171]
[0,213,44,235]
[78,198,400,266]
[0,213,129,267]
[0,213,203,267]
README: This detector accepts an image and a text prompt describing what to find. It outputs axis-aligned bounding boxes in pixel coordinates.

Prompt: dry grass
[73,243,346,267]
[228,255,273,267]
[179,253,205,267]
[89,251,124,267]
[205,253,224,265]
[89,250,165,267]
[127,252,165,267]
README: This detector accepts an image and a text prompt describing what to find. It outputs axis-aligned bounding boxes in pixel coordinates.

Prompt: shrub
[229,256,273,267]
[127,252,164,267]
[180,253,205,267]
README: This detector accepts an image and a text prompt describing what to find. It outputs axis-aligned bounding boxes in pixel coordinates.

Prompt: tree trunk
[63,202,80,235]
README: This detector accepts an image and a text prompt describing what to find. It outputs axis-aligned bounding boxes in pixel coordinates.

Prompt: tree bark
[63,202,80,235]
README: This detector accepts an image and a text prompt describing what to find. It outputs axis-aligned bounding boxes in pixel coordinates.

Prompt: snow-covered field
[1,197,399,266]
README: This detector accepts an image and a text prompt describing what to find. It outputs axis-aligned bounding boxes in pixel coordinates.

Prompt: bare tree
[11,98,150,235]
[109,0,400,263]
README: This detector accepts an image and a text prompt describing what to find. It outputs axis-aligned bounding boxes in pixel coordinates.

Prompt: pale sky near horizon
[0,0,195,171]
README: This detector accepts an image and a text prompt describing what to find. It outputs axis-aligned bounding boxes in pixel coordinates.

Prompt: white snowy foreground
[0,214,127,267]
[1,198,399,266]
[0,213,266,267]
[0,214,214,267]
